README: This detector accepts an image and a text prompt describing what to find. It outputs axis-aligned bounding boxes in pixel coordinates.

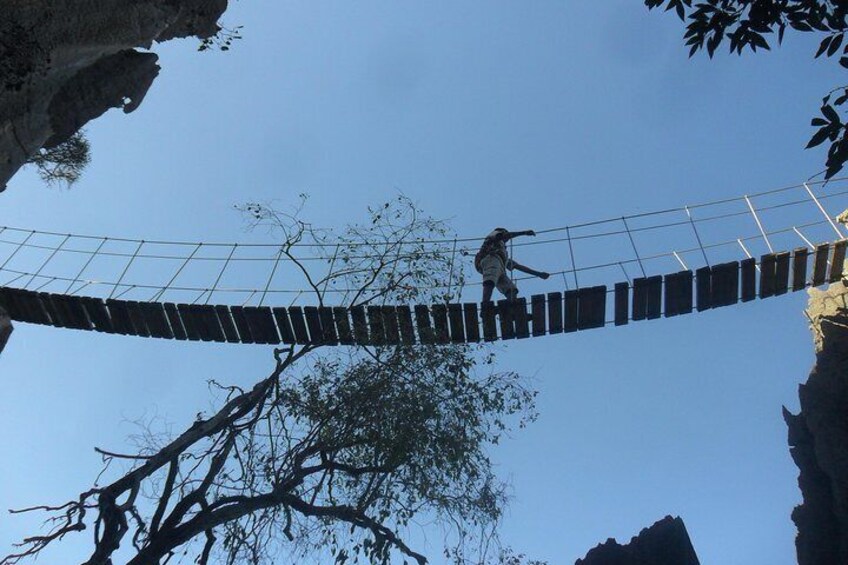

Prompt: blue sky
[2,1,846,563]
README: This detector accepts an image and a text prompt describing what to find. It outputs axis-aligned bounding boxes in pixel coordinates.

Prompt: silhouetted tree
[645,0,848,178]
[2,197,536,565]
[26,130,91,187]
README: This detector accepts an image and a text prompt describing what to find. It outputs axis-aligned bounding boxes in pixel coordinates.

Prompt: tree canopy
[645,0,848,178]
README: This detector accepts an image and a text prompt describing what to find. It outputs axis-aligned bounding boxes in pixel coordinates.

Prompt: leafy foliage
[26,131,91,187]
[645,0,848,178]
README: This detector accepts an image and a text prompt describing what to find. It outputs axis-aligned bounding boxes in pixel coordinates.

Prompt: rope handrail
[0,177,845,251]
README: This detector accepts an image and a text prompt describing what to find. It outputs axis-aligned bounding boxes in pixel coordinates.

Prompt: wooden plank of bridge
[564,290,578,333]
[547,292,563,334]
[382,306,401,345]
[760,254,777,298]
[200,305,227,342]
[813,243,830,287]
[431,304,450,344]
[645,276,662,320]
[741,258,756,302]
[480,302,497,342]
[711,262,739,308]
[140,302,171,339]
[696,267,711,312]
[397,306,416,345]
[792,247,809,292]
[30,291,54,325]
[829,240,847,282]
[214,305,240,343]
[664,272,691,318]
[107,300,135,336]
[775,252,791,296]
[351,306,369,344]
[464,303,481,342]
[81,297,114,333]
[230,306,254,344]
[414,305,435,344]
[334,307,355,345]
[677,270,694,314]
[632,278,647,321]
[578,286,606,330]
[531,294,546,336]
[164,303,187,340]
[447,303,465,343]
[614,282,629,325]
[12,289,45,325]
[272,307,296,344]
[188,305,213,341]
[56,294,92,330]
[497,300,515,340]
[288,306,310,345]
[513,298,530,339]
[40,293,67,328]
[244,307,279,344]
[129,301,153,337]
[176,303,200,340]
[319,307,339,345]
[305,306,324,344]
[663,274,678,318]
[367,306,385,345]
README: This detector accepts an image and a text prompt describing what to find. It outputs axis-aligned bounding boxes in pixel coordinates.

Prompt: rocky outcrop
[0,0,228,191]
[786,279,848,564]
[575,515,700,565]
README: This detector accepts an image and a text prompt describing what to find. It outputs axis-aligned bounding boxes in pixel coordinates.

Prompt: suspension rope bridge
[1,179,847,347]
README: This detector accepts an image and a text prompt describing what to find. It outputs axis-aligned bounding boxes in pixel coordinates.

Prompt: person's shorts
[479,255,518,296]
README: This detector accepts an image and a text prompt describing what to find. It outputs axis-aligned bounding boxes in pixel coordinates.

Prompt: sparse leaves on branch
[645,0,848,178]
[26,131,91,187]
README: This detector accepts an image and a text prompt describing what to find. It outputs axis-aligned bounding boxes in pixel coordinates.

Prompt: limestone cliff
[575,515,700,565]
[786,279,848,564]
[0,0,228,191]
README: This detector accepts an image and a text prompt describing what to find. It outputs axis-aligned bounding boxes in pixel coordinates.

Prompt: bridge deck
[0,243,844,346]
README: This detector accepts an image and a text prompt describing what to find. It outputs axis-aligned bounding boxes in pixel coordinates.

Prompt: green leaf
[823,105,841,124]
[816,35,833,58]
[807,128,831,149]
[828,34,844,57]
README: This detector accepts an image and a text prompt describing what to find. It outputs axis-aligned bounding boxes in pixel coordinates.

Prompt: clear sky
[2,1,846,563]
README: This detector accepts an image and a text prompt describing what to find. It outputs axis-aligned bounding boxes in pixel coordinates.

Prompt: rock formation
[785,277,848,564]
[0,0,228,191]
[575,515,700,565]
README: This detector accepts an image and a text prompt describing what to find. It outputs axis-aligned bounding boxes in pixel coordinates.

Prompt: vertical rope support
[109,240,144,300]
[672,251,688,271]
[803,182,845,239]
[737,238,753,259]
[744,195,773,253]
[793,227,816,250]
[151,243,202,302]
[621,217,646,278]
[0,230,35,272]
[446,238,458,302]
[24,233,70,289]
[205,243,237,304]
[685,206,710,267]
[566,226,579,289]
[259,246,284,306]
[66,237,108,294]
[618,262,631,284]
